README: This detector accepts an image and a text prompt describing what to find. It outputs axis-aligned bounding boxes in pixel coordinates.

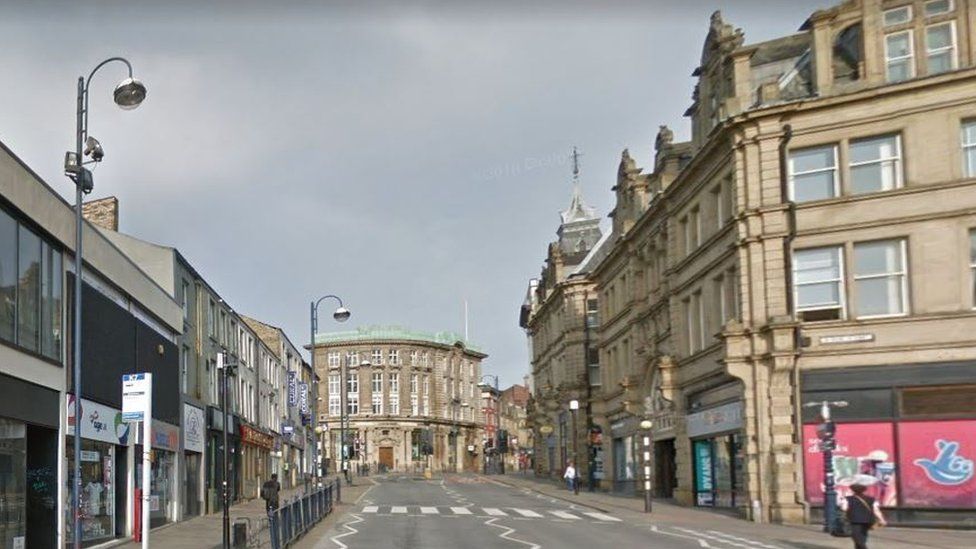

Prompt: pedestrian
[563,461,576,491]
[261,473,282,514]
[839,483,886,549]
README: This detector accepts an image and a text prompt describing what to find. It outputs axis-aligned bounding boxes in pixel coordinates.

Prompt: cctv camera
[84,136,104,162]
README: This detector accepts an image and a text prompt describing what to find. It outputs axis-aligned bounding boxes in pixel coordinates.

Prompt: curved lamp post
[309,295,350,485]
[65,57,146,549]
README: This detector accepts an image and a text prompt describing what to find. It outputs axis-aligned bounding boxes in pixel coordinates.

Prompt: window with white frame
[926,22,956,75]
[347,392,359,415]
[410,394,419,416]
[389,393,400,415]
[410,350,419,365]
[410,373,418,394]
[925,0,953,17]
[372,372,383,393]
[789,145,838,202]
[849,135,902,194]
[346,371,359,394]
[328,374,340,395]
[885,30,915,82]
[969,230,976,306]
[683,298,694,354]
[328,396,340,417]
[372,393,383,414]
[680,216,690,255]
[389,372,399,393]
[346,350,359,365]
[794,247,845,321]
[423,375,430,396]
[327,351,340,367]
[853,239,908,317]
[962,121,976,177]
[714,275,727,333]
[372,349,383,365]
[422,352,430,367]
[389,349,399,365]
[883,5,912,27]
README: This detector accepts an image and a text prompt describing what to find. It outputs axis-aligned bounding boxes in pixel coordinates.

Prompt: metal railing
[268,480,341,549]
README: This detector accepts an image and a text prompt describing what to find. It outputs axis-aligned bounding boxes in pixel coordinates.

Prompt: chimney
[81,196,119,231]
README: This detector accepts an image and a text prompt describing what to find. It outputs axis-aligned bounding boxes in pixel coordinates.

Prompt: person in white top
[563,461,576,492]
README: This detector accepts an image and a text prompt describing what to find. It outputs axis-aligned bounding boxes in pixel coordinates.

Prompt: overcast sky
[0,0,831,386]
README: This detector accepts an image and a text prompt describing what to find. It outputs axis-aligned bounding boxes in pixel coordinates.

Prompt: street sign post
[122,373,152,549]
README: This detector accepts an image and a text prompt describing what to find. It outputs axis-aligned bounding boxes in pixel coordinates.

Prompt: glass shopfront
[65,440,116,545]
[0,419,26,549]
[687,402,745,509]
[134,447,176,528]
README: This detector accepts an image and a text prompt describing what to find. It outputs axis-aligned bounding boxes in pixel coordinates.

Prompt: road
[299,474,798,549]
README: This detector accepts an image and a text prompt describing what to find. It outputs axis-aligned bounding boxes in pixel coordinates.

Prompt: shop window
[885,30,915,82]
[853,239,908,318]
[925,22,956,74]
[849,134,902,194]
[788,145,838,202]
[793,246,845,321]
[900,385,976,417]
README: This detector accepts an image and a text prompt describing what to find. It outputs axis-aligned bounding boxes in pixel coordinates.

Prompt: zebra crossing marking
[483,508,508,516]
[451,507,473,515]
[550,510,580,520]
[512,509,543,518]
[361,506,378,513]
[582,512,622,522]
[391,506,408,514]
[420,507,439,514]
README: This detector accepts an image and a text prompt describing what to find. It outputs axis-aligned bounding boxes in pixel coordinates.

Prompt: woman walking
[840,482,887,549]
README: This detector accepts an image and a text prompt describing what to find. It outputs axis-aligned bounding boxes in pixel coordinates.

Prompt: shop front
[182,404,205,518]
[687,401,744,509]
[801,362,976,525]
[609,417,640,494]
[240,425,274,500]
[134,420,179,529]
[65,395,131,548]
[0,374,59,549]
[207,407,240,513]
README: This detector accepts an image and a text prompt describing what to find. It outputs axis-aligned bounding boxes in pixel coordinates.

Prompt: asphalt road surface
[301,474,797,549]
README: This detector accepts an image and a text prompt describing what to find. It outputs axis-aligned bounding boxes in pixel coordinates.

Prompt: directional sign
[122,373,152,422]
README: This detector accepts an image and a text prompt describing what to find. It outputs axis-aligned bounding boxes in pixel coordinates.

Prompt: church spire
[561,147,597,225]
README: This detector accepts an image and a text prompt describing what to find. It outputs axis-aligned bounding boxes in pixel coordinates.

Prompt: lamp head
[84,136,104,162]
[113,77,147,110]
[569,399,579,411]
[333,307,351,322]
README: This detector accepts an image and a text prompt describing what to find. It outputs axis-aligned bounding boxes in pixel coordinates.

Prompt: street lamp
[217,351,238,549]
[65,57,146,549]
[639,419,653,512]
[569,399,580,494]
[803,400,848,533]
[309,295,350,482]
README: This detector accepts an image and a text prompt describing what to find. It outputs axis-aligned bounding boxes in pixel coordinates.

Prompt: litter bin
[233,519,248,548]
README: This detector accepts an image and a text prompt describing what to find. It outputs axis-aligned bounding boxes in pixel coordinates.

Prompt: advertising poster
[897,420,976,508]
[694,439,714,506]
[288,371,297,406]
[803,422,896,506]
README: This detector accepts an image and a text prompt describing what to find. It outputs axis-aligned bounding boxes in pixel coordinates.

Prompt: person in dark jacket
[261,473,282,513]
[839,483,887,549]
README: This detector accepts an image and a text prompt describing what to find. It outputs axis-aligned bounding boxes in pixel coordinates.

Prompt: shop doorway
[654,439,677,498]
[378,447,394,472]
[185,453,201,516]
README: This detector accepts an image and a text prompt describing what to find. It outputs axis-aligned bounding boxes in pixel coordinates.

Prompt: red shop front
[801,363,976,525]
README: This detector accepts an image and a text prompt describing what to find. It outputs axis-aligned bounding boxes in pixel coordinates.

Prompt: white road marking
[650,525,711,548]
[582,512,621,522]
[391,506,408,514]
[420,507,439,514]
[483,507,508,516]
[550,510,580,520]
[484,518,541,549]
[361,506,378,513]
[705,530,785,549]
[675,527,762,549]
[512,509,544,518]
[323,514,364,549]
[451,507,473,515]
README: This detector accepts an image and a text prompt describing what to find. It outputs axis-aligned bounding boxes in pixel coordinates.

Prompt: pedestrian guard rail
[268,479,341,548]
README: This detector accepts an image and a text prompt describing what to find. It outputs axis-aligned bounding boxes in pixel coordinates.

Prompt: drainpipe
[779,124,809,519]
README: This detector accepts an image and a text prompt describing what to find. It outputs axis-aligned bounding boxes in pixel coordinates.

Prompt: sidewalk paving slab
[490,472,976,549]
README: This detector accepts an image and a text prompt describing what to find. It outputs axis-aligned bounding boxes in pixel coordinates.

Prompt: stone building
[498,384,533,471]
[523,0,976,526]
[520,164,605,483]
[311,327,486,473]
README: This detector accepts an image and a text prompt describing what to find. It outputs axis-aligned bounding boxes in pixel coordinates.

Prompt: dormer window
[883,6,912,27]
[885,31,915,82]
[924,0,953,17]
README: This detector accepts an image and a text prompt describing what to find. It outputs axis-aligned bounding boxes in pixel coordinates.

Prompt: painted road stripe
[420,507,439,514]
[451,507,473,515]
[583,512,621,522]
[512,509,544,518]
[391,506,408,514]
[483,508,508,516]
[550,511,580,520]
[361,506,379,513]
